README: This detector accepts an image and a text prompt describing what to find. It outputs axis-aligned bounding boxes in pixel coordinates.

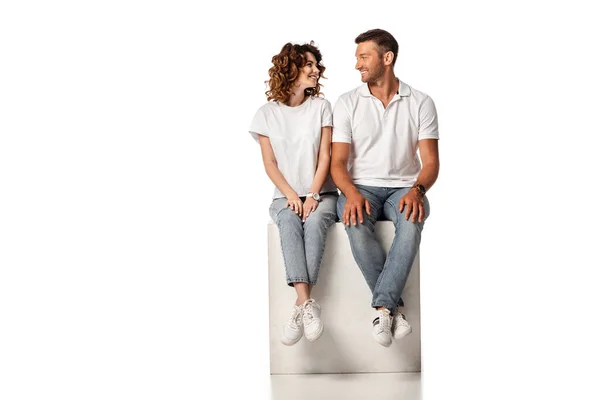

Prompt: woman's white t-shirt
[249,96,337,199]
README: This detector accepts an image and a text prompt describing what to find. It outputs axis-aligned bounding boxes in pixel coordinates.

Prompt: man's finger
[357,205,364,224]
[343,205,350,226]
[365,200,371,216]
[418,203,424,223]
[405,203,412,220]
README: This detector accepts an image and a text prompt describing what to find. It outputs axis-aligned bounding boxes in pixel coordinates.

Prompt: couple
[249,29,440,348]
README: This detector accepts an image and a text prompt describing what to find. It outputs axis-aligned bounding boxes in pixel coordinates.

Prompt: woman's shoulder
[257,101,280,111]
[310,96,330,104]
[253,101,281,118]
[309,96,332,110]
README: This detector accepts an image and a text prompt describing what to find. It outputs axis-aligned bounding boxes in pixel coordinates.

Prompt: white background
[1,1,599,399]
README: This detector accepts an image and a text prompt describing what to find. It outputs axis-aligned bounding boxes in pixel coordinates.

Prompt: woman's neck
[286,87,308,107]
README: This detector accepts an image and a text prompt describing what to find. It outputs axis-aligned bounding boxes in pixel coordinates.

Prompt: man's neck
[368,74,399,109]
[368,73,399,101]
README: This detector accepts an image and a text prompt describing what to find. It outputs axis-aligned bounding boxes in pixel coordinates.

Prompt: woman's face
[295,52,320,90]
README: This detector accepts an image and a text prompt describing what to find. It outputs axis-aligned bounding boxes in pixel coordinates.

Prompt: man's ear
[384,51,395,66]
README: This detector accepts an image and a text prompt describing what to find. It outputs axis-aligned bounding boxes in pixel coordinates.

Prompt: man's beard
[365,61,385,83]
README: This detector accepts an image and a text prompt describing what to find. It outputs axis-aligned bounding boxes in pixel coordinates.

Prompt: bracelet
[411,184,426,196]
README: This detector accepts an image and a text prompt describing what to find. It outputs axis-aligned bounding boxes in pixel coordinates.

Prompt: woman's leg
[269,198,310,289]
[303,194,338,286]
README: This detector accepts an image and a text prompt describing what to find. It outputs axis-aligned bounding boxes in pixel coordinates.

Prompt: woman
[249,42,338,346]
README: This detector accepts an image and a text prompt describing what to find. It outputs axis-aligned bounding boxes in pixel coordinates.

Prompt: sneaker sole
[372,332,392,347]
[305,324,324,342]
[393,326,412,340]
[281,335,302,346]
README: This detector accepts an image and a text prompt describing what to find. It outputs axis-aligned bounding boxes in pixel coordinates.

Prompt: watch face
[313,193,320,201]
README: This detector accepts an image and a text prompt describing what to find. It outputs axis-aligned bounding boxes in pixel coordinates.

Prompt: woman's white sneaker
[392,308,412,339]
[281,305,304,346]
[372,309,393,347]
[302,299,324,341]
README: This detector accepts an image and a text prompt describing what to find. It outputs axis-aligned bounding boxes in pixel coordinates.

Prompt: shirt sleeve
[332,99,352,143]
[321,99,333,127]
[249,106,268,142]
[418,96,439,140]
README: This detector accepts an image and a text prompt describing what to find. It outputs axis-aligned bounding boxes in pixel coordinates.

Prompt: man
[331,29,440,347]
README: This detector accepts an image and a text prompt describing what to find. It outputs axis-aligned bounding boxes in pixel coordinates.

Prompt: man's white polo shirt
[332,80,439,188]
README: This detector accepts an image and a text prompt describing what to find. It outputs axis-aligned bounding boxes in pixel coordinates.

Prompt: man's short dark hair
[355,29,399,66]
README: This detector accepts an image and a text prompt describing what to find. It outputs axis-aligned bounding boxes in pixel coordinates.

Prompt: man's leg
[336,185,386,292]
[372,187,430,311]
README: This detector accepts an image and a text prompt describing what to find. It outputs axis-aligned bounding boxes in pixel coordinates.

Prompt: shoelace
[288,307,302,328]
[303,301,314,322]
[377,311,392,334]
[396,313,409,327]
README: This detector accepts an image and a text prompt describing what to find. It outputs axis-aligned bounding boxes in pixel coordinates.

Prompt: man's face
[355,41,385,83]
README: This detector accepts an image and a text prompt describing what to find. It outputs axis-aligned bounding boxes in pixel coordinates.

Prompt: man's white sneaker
[281,305,303,346]
[372,309,393,347]
[302,299,324,341]
[392,308,412,339]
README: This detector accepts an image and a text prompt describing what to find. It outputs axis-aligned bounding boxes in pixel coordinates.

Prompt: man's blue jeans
[337,185,430,311]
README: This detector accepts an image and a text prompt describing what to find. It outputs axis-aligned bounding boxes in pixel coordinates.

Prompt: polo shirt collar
[359,79,411,97]
[398,80,411,97]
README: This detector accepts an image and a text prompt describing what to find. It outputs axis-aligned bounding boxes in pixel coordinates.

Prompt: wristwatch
[412,184,426,196]
[307,192,321,201]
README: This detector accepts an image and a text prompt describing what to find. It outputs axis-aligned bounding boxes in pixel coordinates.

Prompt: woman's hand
[286,196,303,217]
[302,197,319,222]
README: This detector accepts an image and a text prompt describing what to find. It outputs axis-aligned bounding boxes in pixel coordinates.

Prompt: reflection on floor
[270,372,421,400]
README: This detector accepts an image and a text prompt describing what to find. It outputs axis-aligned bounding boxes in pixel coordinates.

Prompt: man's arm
[415,138,440,192]
[330,142,355,197]
[331,142,371,226]
[398,139,440,223]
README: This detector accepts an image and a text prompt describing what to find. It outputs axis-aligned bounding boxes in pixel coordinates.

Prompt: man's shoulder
[335,85,364,107]
[402,81,433,104]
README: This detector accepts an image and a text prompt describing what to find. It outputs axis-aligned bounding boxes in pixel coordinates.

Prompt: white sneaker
[281,305,303,346]
[372,309,393,347]
[302,299,324,341]
[392,307,412,339]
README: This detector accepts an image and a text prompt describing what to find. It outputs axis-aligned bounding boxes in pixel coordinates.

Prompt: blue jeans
[337,185,430,310]
[270,194,338,286]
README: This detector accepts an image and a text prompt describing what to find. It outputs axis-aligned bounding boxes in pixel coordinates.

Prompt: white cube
[268,221,421,374]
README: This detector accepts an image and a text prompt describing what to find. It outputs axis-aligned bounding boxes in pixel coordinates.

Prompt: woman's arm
[258,135,303,215]
[308,126,332,195]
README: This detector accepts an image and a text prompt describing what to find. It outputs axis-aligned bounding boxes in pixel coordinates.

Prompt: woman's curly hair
[265,41,326,103]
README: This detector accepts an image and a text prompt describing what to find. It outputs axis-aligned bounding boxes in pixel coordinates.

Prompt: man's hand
[343,191,371,226]
[398,189,425,223]
[302,197,319,222]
